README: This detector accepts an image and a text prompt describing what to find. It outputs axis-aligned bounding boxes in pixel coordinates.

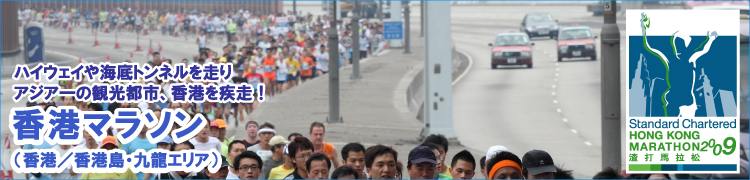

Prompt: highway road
[450,5,626,178]
[293,3,628,177]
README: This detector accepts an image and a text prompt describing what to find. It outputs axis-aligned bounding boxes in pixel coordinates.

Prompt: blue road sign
[24,22,45,64]
[384,21,403,40]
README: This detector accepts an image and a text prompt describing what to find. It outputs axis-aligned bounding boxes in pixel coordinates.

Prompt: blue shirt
[121,136,156,155]
[121,137,156,180]
[22,141,56,150]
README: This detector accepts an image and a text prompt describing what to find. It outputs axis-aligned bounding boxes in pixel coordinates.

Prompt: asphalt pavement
[450,5,627,178]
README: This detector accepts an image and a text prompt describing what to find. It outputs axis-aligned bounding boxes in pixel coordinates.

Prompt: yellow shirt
[82,168,137,179]
[159,16,167,27]
[285,58,300,75]
[441,165,453,178]
[268,164,295,179]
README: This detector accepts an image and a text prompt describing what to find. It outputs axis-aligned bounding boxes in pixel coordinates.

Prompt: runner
[197,29,208,53]
[157,141,210,179]
[50,139,79,179]
[364,145,398,179]
[284,50,300,88]
[234,151,264,180]
[306,153,332,179]
[299,48,314,83]
[407,146,438,179]
[216,16,226,42]
[227,140,249,179]
[359,33,369,59]
[81,136,138,179]
[521,150,556,179]
[189,122,222,152]
[423,134,451,178]
[211,119,230,154]
[309,122,341,168]
[134,12,143,34]
[315,45,330,76]
[90,10,99,33]
[205,15,215,40]
[227,19,238,43]
[120,124,157,179]
[420,143,445,179]
[331,166,358,179]
[61,10,69,30]
[262,48,277,97]
[267,143,296,179]
[243,120,261,147]
[160,13,168,35]
[182,13,191,37]
[261,136,289,179]
[247,122,275,160]
[284,137,314,179]
[449,150,476,179]
[243,15,252,41]
[275,52,289,94]
[205,155,231,180]
[340,143,368,179]
[485,151,523,179]
[126,11,135,33]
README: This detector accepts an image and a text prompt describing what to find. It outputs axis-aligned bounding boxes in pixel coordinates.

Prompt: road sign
[24,22,44,64]
[604,1,612,12]
[341,36,353,48]
[384,21,403,40]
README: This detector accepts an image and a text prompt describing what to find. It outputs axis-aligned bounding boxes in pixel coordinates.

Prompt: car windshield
[495,35,530,46]
[559,29,593,40]
[526,14,555,23]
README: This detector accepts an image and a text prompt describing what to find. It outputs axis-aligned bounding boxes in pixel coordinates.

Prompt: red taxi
[488,32,535,69]
[557,26,597,61]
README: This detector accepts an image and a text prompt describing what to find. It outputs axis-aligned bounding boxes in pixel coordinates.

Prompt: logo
[628,11,739,118]
[625,10,741,174]
[539,160,545,165]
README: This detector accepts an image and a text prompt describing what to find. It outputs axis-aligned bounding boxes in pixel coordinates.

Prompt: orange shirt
[322,142,335,160]
[300,56,314,76]
[263,56,276,79]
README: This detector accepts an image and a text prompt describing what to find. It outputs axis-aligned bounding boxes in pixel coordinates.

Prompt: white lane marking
[552,85,556,89]
[554,78,558,82]
[584,141,593,146]
[555,62,559,66]
[556,108,562,113]
[555,73,559,76]
[571,129,578,134]
[562,118,568,122]
[553,100,558,104]
[453,49,474,86]
[551,92,556,96]
[556,68,559,71]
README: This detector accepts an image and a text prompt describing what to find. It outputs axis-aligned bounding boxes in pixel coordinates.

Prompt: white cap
[138,102,149,112]
[485,145,509,163]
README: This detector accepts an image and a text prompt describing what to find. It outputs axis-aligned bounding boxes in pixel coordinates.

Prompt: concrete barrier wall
[407,40,464,122]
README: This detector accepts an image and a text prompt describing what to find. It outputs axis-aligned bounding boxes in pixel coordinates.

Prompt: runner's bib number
[265,65,273,72]
[302,63,309,70]
[277,71,286,79]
